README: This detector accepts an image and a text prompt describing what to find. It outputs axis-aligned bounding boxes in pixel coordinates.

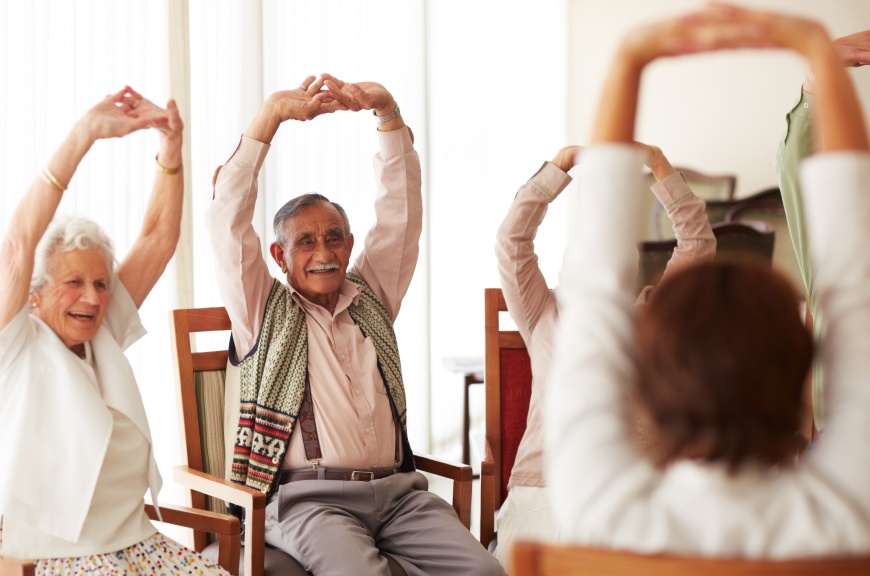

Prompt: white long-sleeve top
[546,145,870,557]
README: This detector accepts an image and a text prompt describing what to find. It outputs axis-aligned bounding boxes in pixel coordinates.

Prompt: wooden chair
[638,220,775,288]
[480,288,533,551]
[644,168,737,240]
[512,541,870,576]
[0,502,239,576]
[170,306,473,576]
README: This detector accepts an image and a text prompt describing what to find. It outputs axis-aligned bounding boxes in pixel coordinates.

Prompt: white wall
[568,0,870,198]
[425,0,569,457]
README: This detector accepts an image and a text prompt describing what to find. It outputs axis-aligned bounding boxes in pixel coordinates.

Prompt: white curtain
[2,0,568,545]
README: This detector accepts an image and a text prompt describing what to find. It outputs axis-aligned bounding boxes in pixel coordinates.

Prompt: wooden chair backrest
[725,187,803,292]
[481,288,533,549]
[638,220,775,288]
[513,541,870,576]
[170,306,232,552]
[646,168,737,240]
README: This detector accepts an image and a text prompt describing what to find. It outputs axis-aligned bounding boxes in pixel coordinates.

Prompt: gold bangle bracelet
[155,154,182,175]
[40,167,67,192]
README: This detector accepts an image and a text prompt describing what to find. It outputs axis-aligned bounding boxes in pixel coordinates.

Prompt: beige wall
[568,0,870,198]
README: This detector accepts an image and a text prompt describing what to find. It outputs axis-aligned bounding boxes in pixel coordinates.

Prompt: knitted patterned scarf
[231,273,408,493]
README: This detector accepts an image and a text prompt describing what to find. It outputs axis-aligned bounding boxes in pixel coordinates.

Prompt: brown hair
[635,256,812,471]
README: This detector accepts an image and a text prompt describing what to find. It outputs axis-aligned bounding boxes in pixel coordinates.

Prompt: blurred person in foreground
[547,3,870,556]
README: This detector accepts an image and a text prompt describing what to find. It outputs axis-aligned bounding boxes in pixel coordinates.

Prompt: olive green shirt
[775,90,825,430]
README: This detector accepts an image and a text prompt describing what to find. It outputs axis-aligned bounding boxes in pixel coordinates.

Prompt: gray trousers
[264,471,504,576]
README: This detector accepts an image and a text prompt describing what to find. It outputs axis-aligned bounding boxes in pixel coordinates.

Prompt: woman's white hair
[31,214,116,292]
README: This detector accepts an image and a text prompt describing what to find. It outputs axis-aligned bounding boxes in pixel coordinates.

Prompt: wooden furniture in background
[480,288,533,551]
[512,541,870,576]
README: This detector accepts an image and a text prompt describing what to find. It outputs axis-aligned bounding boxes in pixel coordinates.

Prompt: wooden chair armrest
[173,465,265,510]
[0,557,34,576]
[145,501,239,537]
[145,501,240,576]
[480,438,495,477]
[414,452,473,483]
[173,465,266,576]
[414,452,472,530]
[479,438,497,549]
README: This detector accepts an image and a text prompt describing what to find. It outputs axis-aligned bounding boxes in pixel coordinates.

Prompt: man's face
[271,202,354,312]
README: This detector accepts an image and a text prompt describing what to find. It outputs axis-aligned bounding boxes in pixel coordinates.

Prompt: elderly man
[207,73,502,576]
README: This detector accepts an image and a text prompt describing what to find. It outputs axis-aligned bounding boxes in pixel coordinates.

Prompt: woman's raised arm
[0,87,167,329]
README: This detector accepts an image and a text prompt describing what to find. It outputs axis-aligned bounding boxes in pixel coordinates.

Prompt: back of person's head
[634,256,812,471]
[31,214,115,292]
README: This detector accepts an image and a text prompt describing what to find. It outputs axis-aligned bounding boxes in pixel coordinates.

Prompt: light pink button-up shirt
[496,161,715,489]
[207,127,422,470]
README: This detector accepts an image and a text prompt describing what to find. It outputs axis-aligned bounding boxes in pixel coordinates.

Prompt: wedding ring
[131,99,140,109]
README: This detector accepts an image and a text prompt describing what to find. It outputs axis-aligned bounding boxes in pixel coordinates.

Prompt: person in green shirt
[776,29,870,435]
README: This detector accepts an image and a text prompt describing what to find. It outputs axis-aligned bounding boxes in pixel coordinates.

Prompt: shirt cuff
[528,161,573,201]
[225,135,272,172]
[376,125,415,158]
[650,171,694,214]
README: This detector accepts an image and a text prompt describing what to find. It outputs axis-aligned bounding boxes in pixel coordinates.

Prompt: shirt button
[355,389,362,395]
[803,102,809,109]
[271,457,280,464]
[340,354,347,361]
[365,427,371,433]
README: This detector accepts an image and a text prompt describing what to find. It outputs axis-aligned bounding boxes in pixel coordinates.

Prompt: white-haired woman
[0,88,228,575]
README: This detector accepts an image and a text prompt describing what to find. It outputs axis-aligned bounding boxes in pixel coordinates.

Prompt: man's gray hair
[273,193,351,246]
[31,214,116,292]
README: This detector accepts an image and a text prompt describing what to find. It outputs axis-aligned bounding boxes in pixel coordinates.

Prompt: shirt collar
[288,278,363,317]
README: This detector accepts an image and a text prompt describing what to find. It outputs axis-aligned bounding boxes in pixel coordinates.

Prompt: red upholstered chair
[480,288,533,550]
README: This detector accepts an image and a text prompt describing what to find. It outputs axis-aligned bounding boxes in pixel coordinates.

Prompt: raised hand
[245,75,338,143]
[636,143,675,181]
[316,73,396,116]
[551,145,582,173]
[79,86,169,141]
[266,75,333,123]
[122,86,184,168]
[834,30,870,67]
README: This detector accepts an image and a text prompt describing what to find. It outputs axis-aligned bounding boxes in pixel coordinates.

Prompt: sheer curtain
[2,0,568,547]
[188,0,432,447]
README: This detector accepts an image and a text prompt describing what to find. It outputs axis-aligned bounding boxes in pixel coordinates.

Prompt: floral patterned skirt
[35,533,230,576]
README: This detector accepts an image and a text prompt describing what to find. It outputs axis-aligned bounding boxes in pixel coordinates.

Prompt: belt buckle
[350,470,374,482]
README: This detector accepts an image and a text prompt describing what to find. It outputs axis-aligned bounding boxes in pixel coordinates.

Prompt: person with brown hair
[547,3,870,556]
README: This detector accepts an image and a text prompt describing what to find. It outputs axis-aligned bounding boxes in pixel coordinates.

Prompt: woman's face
[31,248,110,352]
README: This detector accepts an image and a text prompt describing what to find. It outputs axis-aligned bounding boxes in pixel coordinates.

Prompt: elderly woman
[548,3,870,558]
[0,88,227,575]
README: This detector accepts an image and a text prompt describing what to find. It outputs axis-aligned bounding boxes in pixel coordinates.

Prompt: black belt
[278,468,398,484]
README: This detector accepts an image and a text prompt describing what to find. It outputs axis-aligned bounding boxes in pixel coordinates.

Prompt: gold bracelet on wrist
[155,154,182,175]
[40,167,67,192]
